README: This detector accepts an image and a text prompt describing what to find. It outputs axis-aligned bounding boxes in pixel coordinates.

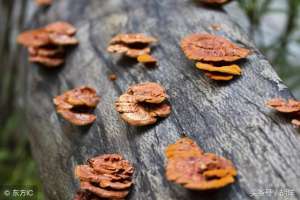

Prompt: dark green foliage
[0,0,43,199]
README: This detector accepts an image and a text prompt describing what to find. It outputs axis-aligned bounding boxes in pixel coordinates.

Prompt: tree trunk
[3,0,300,199]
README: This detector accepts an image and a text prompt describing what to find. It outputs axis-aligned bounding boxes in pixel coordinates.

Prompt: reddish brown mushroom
[17,21,78,67]
[115,82,171,126]
[107,33,157,60]
[53,86,100,126]
[35,0,52,6]
[266,98,300,113]
[181,33,250,62]
[29,56,65,68]
[165,137,237,190]
[74,154,134,200]
[28,46,64,57]
[266,98,300,127]
[17,29,51,48]
[180,33,250,81]
[45,21,77,35]
[109,33,157,45]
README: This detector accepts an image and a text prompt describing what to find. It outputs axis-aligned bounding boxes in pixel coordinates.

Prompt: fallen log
[4,0,300,199]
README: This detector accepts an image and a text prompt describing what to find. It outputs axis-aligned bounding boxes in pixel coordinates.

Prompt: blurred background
[0,0,299,199]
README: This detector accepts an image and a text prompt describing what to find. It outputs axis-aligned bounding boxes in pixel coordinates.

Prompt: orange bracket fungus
[196,62,241,81]
[181,33,250,81]
[53,86,100,126]
[204,72,234,81]
[107,33,158,65]
[266,98,300,127]
[36,0,52,6]
[196,63,241,75]
[115,82,171,126]
[17,21,78,67]
[181,33,249,62]
[165,137,237,190]
[137,54,158,66]
[74,154,134,200]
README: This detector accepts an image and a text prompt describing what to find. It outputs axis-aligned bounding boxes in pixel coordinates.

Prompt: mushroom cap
[181,33,250,62]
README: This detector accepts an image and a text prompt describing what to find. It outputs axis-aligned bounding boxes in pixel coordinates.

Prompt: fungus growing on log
[107,33,158,65]
[181,33,249,62]
[74,154,134,200]
[165,137,237,190]
[53,86,100,126]
[266,98,300,113]
[115,82,171,126]
[45,21,77,35]
[35,0,52,6]
[196,63,241,75]
[137,54,158,66]
[266,98,300,127]
[204,72,234,81]
[17,21,78,67]
[181,33,250,81]
[196,62,241,81]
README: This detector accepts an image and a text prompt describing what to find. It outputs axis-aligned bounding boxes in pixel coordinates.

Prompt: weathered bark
[2,0,300,199]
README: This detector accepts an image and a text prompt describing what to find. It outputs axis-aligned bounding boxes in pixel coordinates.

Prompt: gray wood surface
[3,0,300,199]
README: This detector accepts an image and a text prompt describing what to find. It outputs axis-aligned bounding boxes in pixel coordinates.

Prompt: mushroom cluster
[74,154,134,200]
[17,21,78,67]
[115,82,171,126]
[266,98,300,127]
[53,86,100,126]
[181,33,250,81]
[107,33,158,65]
[165,137,237,190]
